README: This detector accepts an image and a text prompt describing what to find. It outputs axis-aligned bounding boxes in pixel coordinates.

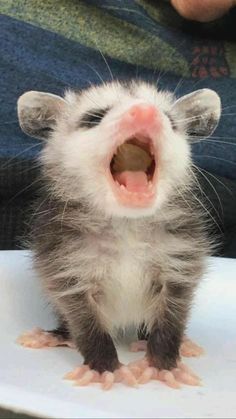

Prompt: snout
[107,103,162,209]
[120,104,162,132]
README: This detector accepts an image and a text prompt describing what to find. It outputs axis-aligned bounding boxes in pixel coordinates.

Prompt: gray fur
[171,88,221,138]
[17,91,65,140]
[17,81,219,372]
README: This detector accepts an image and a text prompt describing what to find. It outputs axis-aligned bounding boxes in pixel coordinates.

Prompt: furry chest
[100,235,152,330]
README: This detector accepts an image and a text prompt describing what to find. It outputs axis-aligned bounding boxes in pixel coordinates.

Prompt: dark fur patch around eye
[79,107,110,129]
[165,112,178,131]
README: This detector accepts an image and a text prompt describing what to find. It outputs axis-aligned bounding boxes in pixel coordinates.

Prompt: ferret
[17,81,221,389]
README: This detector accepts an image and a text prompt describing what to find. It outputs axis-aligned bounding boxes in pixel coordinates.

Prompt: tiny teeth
[120,185,129,194]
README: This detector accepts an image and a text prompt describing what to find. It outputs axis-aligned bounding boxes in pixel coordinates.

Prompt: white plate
[0,251,236,418]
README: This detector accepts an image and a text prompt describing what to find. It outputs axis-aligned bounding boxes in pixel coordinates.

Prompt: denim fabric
[0,1,235,251]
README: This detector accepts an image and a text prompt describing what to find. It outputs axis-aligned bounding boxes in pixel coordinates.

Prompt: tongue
[114,171,148,193]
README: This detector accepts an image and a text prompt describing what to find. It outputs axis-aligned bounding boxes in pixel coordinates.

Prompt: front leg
[78,326,119,373]
[62,291,139,388]
[63,292,119,374]
[147,314,182,370]
[127,283,201,387]
[139,283,201,387]
[147,283,190,370]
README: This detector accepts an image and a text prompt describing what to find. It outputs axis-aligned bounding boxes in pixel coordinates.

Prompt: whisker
[174,114,212,124]
[185,186,223,233]
[28,195,52,224]
[191,165,223,219]
[175,185,195,213]
[207,135,236,140]
[190,136,236,144]
[174,111,235,126]
[173,77,184,96]
[0,120,19,125]
[6,178,41,204]
[94,40,114,82]
[221,112,236,117]
[80,90,103,109]
[191,139,236,147]
[194,155,236,167]
[61,199,69,232]
[85,63,105,85]
[194,166,234,197]
[221,105,236,111]
[79,121,102,126]
[1,143,42,170]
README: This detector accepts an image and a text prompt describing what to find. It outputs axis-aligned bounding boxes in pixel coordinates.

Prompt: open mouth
[109,134,157,207]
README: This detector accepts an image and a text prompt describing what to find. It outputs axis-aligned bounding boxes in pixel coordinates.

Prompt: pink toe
[129,357,149,370]
[120,366,138,387]
[177,362,200,380]
[158,370,181,389]
[138,367,156,384]
[67,341,76,349]
[129,365,142,379]
[64,365,89,380]
[91,371,100,383]
[173,369,201,386]
[180,338,205,357]
[101,372,115,390]
[75,370,95,386]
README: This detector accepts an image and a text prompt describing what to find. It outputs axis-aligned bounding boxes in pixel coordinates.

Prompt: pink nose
[124,104,159,128]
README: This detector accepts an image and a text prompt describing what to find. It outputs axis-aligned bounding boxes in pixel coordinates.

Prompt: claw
[138,367,156,384]
[101,371,115,390]
[65,364,138,389]
[119,366,138,387]
[64,345,201,390]
[17,327,74,349]
[177,361,200,380]
[75,370,96,386]
[64,365,89,380]
[173,368,201,386]
[158,370,182,389]
[129,365,142,379]
[180,337,204,357]
[128,357,149,370]
[130,337,204,358]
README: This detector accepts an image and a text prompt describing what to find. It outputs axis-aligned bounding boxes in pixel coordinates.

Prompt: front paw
[143,330,201,387]
[128,357,201,388]
[147,335,180,371]
[84,355,120,374]
[147,351,179,371]
[65,364,138,390]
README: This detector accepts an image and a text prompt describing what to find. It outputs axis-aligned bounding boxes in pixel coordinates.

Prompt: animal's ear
[171,89,221,139]
[17,91,66,140]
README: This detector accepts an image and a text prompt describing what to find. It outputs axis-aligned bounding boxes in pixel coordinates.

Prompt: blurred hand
[171,0,236,22]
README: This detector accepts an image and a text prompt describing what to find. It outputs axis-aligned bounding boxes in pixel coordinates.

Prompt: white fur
[41,82,191,218]
[17,82,217,348]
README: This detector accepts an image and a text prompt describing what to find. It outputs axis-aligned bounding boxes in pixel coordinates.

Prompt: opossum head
[18,81,221,218]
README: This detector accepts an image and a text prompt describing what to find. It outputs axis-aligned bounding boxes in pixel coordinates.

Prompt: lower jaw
[110,179,156,208]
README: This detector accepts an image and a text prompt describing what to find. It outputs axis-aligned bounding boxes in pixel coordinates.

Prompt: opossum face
[18,82,221,218]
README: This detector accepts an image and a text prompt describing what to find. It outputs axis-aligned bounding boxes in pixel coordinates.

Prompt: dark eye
[166,112,178,131]
[79,107,110,129]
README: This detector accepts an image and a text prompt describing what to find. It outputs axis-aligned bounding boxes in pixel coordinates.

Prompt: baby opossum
[17,81,221,388]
